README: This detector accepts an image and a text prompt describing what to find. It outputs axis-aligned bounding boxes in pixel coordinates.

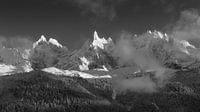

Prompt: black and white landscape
[0,0,200,112]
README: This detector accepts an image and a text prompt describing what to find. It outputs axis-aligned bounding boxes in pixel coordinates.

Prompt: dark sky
[0,0,199,49]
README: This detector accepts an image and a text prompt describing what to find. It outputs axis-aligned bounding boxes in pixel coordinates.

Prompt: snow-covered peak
[49,38,63,48]
[40,35,47,41]
[33,35,63,48]
[148,30,169,41]
[91,31,112,50]
[33,35,47,48]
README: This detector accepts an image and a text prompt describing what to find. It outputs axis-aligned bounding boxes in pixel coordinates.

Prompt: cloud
[164,9,200,49]
[115,76,157,93]
[0,36,33,49]
[111,32,170,96]
[172,9,200,40]
[66,0,129,21]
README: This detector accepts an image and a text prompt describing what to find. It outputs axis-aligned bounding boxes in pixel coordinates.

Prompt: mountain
[133,31,197,67]
[55,31,116,71]
[75,30,199,73]
[30,35,69,70]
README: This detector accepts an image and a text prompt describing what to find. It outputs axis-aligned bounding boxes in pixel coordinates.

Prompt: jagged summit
[91,31,112,50]
[33,35,46,48]
[33,35,63,48]
[148,30,170,41]
[145,30,196,55]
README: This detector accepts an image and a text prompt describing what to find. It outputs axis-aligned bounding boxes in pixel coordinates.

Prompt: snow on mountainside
[42,67,112,79]
[174,39,196,55]
[94,65,109,72]
[0,64,17,75]
[79,56,90,71]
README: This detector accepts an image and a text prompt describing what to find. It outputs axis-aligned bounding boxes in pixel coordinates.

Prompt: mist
[111,32,171,95]
[170,9,200,47]
[114,76,157,93]
[0,36,33,49]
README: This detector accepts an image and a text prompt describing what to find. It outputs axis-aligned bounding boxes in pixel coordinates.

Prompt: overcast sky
[0,0,199,49]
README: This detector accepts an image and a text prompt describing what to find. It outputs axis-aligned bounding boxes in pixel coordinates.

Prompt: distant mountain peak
[147,30,170,42]
[33,35,63,48]
[91,31,112,50]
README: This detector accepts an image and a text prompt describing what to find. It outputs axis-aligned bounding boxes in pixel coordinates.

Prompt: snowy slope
[0,64,17,75]
[42,67,112,79]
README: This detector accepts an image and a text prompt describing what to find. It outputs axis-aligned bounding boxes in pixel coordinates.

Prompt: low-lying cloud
[111,32,170,96]
[115,76,157,93]
[0,36,33,49]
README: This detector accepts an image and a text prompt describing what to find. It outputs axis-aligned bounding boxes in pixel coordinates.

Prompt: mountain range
[0,30,199,76]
